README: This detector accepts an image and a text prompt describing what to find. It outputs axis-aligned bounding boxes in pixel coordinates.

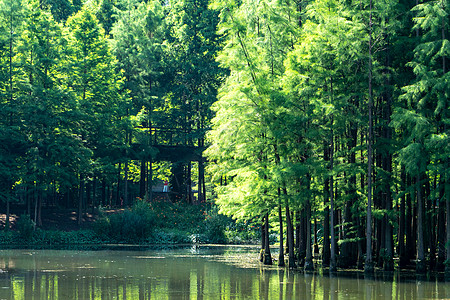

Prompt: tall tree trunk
[198,158,204,203]
[399,170,407,268]
[323,142,331,267]
[263,213,272,265]
[297,210,307,267]
[187,163,192,203]
[416,173,426,273]
[304,193,314,271]
[78,174,84,225]
[445,164,450,277]
[116,163,122,206]
[140,160,146,199]
[436,178,446,271]
[286,204,296,268]
[278,193,285,267]
[148,159,153,202]
[365,0,374,274]
[330,128,337,272]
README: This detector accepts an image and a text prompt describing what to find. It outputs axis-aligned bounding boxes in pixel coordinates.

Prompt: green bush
[202,208,229,244]
[94,199,155,242]
[15,214,35,241]
[31,229,101,245]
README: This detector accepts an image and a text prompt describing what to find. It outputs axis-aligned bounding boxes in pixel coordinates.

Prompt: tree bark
[330,128,337,272]
[304,195,314,271]
[436,178,446,271]
[278,201,285,267]
[399,170,407,268]
[323,142,331,267]
[286,204,296,268]
[416,173,426,273]
[365,0,374,274]
[263,213,272,265]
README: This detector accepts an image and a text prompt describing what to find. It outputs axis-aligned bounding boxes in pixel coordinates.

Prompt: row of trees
[0,0,224,226]
[205,0,449,274]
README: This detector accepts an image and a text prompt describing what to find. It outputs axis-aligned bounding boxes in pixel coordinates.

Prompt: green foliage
[94,199,155,242]
[31,229,101,245]
[15,214,35,241]
[150,228,191,244]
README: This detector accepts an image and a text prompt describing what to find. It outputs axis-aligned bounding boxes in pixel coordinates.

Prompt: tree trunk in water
[405,175,414,264]
[297,210,307,267]
[263,213,272,265]
[260,222,265,262]
[445,170,450,277]
[436,179,446,271]
[323,142,331,267]
[314,216,320,254]
[304,197,314,271]
[416,173,426,273]
[278,199,285,267]
[399,171,407,268]
[330,130,337,272]
[286,205,296,268]
[364,0,374,274]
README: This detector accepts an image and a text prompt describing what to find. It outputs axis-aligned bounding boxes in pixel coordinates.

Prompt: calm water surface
[0,246,448,299]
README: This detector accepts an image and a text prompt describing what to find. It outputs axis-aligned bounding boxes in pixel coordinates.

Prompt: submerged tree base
[364,261,375,274]
[416,260,427,274]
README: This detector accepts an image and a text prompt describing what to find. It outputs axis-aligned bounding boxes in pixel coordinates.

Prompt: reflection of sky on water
[0,246,448,299]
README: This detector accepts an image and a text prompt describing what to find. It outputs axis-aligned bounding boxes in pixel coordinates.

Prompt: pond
[0,245,448,299]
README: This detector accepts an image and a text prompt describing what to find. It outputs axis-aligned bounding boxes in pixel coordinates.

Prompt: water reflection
[0,247,448,299]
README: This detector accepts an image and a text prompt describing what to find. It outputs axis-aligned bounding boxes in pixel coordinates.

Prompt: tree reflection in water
[0,247,448,299]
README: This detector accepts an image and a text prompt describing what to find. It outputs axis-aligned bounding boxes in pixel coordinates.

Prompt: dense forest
[0,0,449,274]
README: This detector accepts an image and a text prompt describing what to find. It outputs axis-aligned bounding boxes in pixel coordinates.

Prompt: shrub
[15,214,35,241]
[202,208,229,244]
[94,199,155,242]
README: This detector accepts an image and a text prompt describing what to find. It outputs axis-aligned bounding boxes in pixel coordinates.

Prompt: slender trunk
[314,215,319,254]
[140,160,146,199]
[263,213,272,265]
[116,163,122,206]
[187,163,192,203]
[278,196,285,267]
[92,176,97,213]
[416,173,426,273]
[124,161,128,207]
[78,176,84,225]
[198,159,204,203]
[286,204,296,268]
[437,177,446,271]
[445,163,450,276]
[297,210,307,267]
[330,128,337,272]
[323,143,331,267]
[399,171,407,268]
[260,222,265,262]
[365,0,374,274]
[304,194,314,271]
[148,159,153,201]
[37,192,42,227]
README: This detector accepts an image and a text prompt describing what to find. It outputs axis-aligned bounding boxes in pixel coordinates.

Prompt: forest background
[0,0,449,275]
